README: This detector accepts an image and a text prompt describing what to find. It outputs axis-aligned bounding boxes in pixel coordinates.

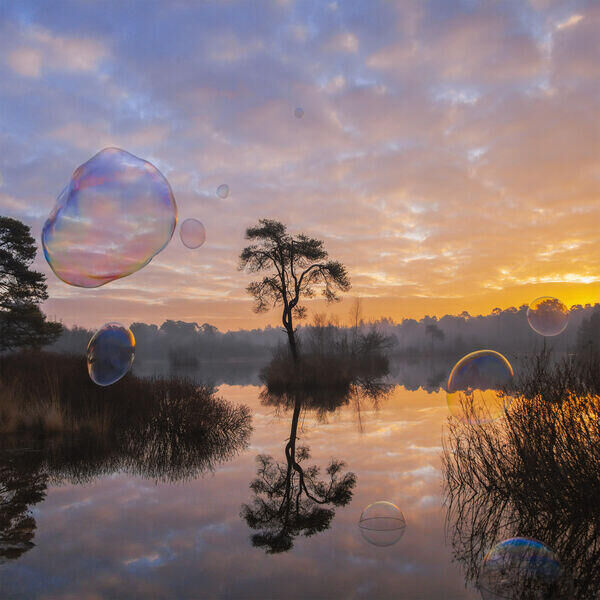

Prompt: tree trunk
[283,307,298,362]
[286,327,298,361]
[283,394,303,508]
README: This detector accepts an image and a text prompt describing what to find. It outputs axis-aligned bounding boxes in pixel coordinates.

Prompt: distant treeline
[48,303,600,362]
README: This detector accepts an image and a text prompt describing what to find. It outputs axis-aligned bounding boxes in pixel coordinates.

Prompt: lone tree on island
[0,216,62,351]
[239,219,350,360]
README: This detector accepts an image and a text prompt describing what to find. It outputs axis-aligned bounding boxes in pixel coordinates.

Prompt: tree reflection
[0,450,46,563]
[241,342,392,554]
[241,392,356,553]
[260,338,392,425]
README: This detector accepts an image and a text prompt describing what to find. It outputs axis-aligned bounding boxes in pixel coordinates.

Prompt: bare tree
[239,219,350,360]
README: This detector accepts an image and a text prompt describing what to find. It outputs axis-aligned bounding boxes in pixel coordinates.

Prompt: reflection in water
[0,450,47,563]
[260,347,392,426]
[241,392,356,554]
[442,381,600,598]
[0,384,252,563]
[242,351,392,553]
[0,381,482,599]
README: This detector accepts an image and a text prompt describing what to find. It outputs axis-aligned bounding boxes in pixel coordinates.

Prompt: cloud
[556,13,583,30]
[0,1,597,329]
[325,31,359,53]
[4,25,108,78]
[7,46,43,77]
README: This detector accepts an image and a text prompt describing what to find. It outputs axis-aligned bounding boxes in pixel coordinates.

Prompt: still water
[0,364,479,599]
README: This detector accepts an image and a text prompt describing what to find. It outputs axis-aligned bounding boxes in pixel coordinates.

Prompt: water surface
[0,368,478,599]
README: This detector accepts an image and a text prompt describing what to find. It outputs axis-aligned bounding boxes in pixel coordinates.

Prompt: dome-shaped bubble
[447,350,514,423]
[42,148,177,288]
[358,501,406,547]
[180,218,206,249]
[478,538,563,599]
[216,184,229,199]
[527,296,569,337]
[87,323,135,386]
[294,107,304,119]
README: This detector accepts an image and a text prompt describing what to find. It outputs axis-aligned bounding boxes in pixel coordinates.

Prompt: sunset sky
[0,0,598,330]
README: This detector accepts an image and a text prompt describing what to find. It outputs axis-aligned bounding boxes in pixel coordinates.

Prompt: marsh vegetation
[443,350,600,598]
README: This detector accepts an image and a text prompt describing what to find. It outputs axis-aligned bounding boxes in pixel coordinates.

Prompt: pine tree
[0,216,62,351]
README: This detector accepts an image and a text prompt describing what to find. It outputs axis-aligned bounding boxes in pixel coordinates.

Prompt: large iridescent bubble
[447,350,514,423]
[87,323,135,386]
[358,501,406,547]
[42,147,177,288]
[478,538,563,599]
[527,296,569,337]
[180,218,206,249]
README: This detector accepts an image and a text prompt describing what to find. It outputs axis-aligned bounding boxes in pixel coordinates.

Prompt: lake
[0,361,480,599]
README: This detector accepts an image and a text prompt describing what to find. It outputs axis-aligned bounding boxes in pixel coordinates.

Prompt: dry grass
[0,351,253,484]
[0,350,251,435]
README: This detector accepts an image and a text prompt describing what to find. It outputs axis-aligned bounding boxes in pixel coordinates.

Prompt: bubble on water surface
[358,501,406,547]
[87,323,135,386]
[447,350,513,423]
[294,107,304,119]
[527,296,569,337]
[478,538,562,599]
[180,218,206,249]
[42,147,177,288]
[217,184,229,199]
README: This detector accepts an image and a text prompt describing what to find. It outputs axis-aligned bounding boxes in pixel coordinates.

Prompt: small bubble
[447,350,514,423]
[294,107,304,119]
[527,296,569,337]
[180,218,206,249]
[358,501,406,547]
[478,538,563,599]
[87,323,135,386]
[217,184,229,199]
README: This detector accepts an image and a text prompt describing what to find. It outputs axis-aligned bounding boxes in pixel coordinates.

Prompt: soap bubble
[216,184,229,199]
[447,350,514,423]
[294,107,304,118]
[180,218,206,249]
[87,323,135,386]
[478,538,563,599]
[358,501,406,547]
[42,147,177,288]
[527,296,569,337]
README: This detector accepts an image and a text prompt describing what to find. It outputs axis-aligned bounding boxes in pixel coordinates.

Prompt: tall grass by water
[0,352,253,482]
[443,350,600,598]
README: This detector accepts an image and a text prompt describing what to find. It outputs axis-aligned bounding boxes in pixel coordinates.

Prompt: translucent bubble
[527,296,569,337]
[87,323,135,386]
[294,107,304,119]
[216,184,229,199]
[447,350,514,423]
[358,501,406,547]
[180,218,206,249]
[42,147,177,288]
[478,538,563,599]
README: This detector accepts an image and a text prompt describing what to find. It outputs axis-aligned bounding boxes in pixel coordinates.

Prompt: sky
[0,0,598,331]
